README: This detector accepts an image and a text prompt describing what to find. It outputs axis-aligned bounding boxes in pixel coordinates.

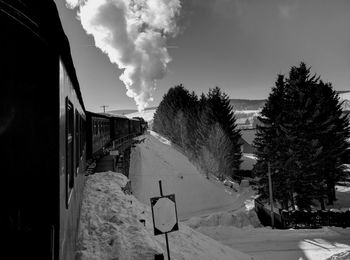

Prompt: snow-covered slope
[76,171,254,260]
[129,131,256,220]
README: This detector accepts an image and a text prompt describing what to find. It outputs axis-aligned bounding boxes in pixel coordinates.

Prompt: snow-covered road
[129,131,254,220]
[197,225,350,260]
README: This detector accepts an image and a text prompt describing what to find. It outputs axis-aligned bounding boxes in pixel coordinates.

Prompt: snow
[127,131,350,260]
[234,110,261,115]
[78,129,350,260]
[185,209,261,229]
[129,131,256,220]
[332,185,350,210]
[195,225,350,260]
[76,171,254,260]
[241,153,257,170]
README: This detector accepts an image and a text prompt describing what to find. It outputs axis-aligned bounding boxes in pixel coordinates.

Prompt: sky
[54,0,350,112]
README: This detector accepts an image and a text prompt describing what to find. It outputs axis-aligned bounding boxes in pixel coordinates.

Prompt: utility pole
[100,105,109,113]
[268,162,275,229]
[159,180,171,260]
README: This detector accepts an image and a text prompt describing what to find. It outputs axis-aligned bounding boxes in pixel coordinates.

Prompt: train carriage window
[75,110,80,175]
[66,98,74,208]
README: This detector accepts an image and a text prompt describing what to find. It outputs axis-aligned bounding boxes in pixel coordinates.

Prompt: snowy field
[76,171,254,260]
[77,130,350,260]
[127,131,350,260]
[196,225,350,260]
[128,131,256,220]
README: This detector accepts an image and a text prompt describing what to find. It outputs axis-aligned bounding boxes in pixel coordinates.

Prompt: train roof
[85,111,111,120]
[0,0,86,111]
[101,113,129,119]
[86,111,134,121]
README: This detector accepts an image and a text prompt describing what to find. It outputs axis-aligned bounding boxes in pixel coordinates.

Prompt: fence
[254,199,284,228]
[255,199,350,229]
[112,133,140,151]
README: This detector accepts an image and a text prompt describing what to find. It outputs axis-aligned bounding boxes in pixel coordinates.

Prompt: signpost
[150,181,179,260]
[268,162,275,229]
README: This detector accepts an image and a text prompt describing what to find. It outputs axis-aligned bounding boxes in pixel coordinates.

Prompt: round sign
[153,197,177,233]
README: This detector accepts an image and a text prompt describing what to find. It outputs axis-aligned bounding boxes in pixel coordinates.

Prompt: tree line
[152,62,350,210]
[153,85,242,180]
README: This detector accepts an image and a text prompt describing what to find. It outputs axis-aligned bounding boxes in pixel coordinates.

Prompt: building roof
[240,129,257,145]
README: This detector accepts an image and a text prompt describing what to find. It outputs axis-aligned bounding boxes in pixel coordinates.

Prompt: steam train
[0,1,144,259]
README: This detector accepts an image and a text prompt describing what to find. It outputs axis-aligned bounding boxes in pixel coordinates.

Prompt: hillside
[108,99,266,116]
[229,99,266,111]
[108,106,157,115]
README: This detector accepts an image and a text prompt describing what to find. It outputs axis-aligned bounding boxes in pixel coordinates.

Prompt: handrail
[111,133,139,150]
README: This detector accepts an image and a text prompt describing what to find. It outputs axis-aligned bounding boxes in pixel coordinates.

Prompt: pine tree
[254,63,350,210]
[254,75,293,208]
[153,84,197,148]
[198,87,242,178]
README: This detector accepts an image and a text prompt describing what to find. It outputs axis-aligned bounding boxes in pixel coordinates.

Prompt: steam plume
[65,0,181,111]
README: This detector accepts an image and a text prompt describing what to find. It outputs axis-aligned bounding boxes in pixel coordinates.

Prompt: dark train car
[110,114,131,140]
[130,118,142,135]
[1,1,86,259]
[86,111,111,159]
[132,116,147,133]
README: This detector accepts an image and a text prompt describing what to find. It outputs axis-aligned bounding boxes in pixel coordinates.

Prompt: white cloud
[66,0,181,111]
[278,0,299,19]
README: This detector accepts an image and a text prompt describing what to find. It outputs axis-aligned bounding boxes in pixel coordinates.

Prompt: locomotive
[0,1,144,259]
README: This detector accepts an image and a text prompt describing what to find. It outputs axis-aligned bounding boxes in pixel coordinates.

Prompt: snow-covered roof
[240,129,257,145]
[101,112,129,119]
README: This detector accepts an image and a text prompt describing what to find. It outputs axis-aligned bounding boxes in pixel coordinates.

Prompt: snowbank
[326,250,350,260]
[76,171,254,260]
[196,225,350,260]
[185,209,261,229]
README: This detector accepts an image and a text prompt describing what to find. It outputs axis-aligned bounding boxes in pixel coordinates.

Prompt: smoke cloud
[66,0,181,111]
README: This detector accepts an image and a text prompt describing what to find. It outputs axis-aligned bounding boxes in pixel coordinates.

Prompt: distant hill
[108,106,157,115]
[108,109,137,115]
[342,100,350,111]
[229,99,266,111]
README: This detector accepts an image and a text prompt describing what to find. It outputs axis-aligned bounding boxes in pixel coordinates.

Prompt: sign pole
[159,180,171,260]
[159,180,164,196]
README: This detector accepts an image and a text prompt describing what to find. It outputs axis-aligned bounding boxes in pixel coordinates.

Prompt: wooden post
[158,180,171,260]
[268,162,275,229]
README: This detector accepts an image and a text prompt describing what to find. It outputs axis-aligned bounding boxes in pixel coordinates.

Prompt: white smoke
[66,0,181,111]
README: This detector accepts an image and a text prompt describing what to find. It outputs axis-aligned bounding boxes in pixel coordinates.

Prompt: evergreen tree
[254,63,350,210]
[153,84,197,147]
[198,87,242,177]
[154,85,242,181]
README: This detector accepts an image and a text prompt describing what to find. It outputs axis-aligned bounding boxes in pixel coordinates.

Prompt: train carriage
[86,111,111,159]
[1,1,86,259]
[130,118,142,135]
[1,1,146,259]
[110,114,131,140]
